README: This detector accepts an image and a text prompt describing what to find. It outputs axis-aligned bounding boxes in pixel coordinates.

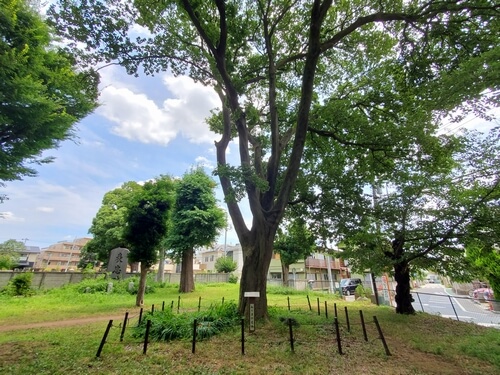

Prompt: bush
[134,301,240,341]
[214,256,237,273]
[228,273,238,284]
[4,272,34,296]
[355,284,372,298]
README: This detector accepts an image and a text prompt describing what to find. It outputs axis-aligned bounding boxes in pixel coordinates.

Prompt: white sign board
[244,292,260,298]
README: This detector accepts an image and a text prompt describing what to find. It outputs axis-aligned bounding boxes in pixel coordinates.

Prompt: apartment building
[34,238,91,272]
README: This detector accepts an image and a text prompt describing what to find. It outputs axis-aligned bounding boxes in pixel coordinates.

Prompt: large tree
[166,168,226,293]
[124,176,175,306]
[49,0,499,318]
[304,128,500,314]
[0,239,24,269]
[0,0,98,184]
[80,181,143,267]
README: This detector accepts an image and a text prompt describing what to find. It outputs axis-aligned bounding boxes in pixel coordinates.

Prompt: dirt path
[0,314,128,333]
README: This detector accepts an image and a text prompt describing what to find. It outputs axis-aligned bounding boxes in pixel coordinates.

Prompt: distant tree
[166,168,226,293]
[214,256,237,274]
[0,0,98,185]
[322,129,500,314]
[80,181,143,267]
[124,176,175,306]
[0,239,24,269]
[274,218,316,287]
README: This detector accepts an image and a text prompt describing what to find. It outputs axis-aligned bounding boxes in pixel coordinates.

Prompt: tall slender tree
[166,168,226,293]
[124,177,175,306]
[49,0,499,318]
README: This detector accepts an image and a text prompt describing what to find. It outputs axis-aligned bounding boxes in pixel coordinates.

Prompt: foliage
[214,256,237,274]
[81,181,143,265]
[0,0,98,184]
[227,273,238,284]
[3,272,33,296]
[0,239,24,269]
[125,177,175,267]
[166,168,226,259]
[134,301,240,341]
[166,167,226,292]
[355,284,372,298]
[274,217,316,269]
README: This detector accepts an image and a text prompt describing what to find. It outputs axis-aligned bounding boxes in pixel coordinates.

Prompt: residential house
[15,245,41,270]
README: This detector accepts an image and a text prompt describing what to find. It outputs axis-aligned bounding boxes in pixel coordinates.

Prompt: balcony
[305,258,344,270]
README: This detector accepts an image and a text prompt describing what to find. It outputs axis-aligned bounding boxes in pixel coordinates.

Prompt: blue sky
[0,66,244,249]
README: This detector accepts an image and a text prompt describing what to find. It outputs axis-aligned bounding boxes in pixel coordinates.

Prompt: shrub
[134,301,240,341]
[228,273,238,284]
[355,284,372,298]
[4,272,34,296]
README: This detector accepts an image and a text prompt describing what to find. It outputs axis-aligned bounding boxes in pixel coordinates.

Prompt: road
[411,283,500,328]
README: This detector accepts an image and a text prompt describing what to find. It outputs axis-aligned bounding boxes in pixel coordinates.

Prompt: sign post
[244,291,260,332]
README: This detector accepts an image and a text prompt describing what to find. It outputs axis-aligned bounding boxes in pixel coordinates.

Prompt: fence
[95,295,392,358]
[0,271,230,290]
[411,290,500,328]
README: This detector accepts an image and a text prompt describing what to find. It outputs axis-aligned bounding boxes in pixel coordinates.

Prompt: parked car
[340,278,363,296]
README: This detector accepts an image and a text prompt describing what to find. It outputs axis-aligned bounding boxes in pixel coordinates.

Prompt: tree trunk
[136,264,148,307]
[281,262,290,287]
[238,230,275,320]
[179,249,195,293]
[394,260,415,314]
[156,249,165,283]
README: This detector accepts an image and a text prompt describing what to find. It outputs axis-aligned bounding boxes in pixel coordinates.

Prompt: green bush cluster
[228,273,238,284]
[134,301,240,341]
[2,272,34,296]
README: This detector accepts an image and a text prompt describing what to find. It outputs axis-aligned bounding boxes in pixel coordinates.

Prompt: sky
[0,65,245,249]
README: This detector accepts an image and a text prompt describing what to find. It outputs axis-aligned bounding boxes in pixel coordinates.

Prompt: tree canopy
[166,167,226,292]
[125,176,175,306]
[0,239,24,269]
[0,0,98,184]
[49,0,500,318]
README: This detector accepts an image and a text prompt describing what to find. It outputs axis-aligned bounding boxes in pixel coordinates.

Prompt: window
[210,255,214,262]
[204,257,209,262]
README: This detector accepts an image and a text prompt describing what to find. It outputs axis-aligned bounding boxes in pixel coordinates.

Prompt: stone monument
[107,247,129,279]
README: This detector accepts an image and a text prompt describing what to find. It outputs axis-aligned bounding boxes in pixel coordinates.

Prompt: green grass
[0,279,499,374]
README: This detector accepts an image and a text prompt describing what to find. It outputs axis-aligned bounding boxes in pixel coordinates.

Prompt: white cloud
[96,74,220,146]
[0,211,24,222]
[194,156,214,169]
[36,207,54,213]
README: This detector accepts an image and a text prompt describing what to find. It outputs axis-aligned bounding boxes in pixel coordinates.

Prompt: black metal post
[307,295,311,311]
[288,318,294,353]
[448,295,460,321]
[334,303,338,318]
[198,296,202,312]
[324,301,328,319]
[287,296,290,311]
[373,316,391,356]
[416,292,424,312]
[96,320,113,357]
[359,310,368,341]
[192,319,197,354]
[138,307,143,325]
[344,306,350,333]
[151,304,155,314]
[143,320,151,355]
[317,298,321,316]
[334,317,342,355]
[177,296,181,313]
[162,301,165,311]
[120,312,128,342]
[241,318,245,355]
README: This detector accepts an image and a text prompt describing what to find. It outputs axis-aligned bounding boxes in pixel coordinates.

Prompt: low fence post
[448,295,459,321]
[120,312,128,342]
[359,310,368,341]
[344,306,350,333]
[373,316,391,356]
[288,318,295,353]
[192,319,198,354]
[334,317,342,355]
[96,320,113,358]
[143,320,151,354]
[241,318,245,355]
[307,295,312,311]
[415,292,424,312]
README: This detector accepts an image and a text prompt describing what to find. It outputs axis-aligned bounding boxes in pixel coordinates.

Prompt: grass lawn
[0,279,499,374]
